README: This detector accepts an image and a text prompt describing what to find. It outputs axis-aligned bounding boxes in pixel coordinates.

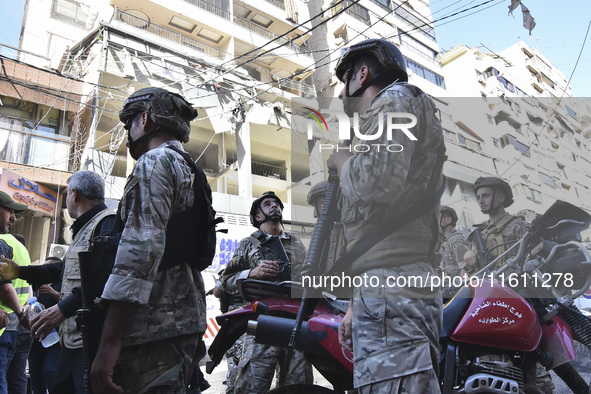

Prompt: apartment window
[405,58,446,89]
[516,184,542,203]
[51,0,89,27]
[539,172,559,188]
[443,129,456,141]
[457,134,482,151]
[371,0,390,10]
[500,134,530,157]
[0,115,69,171]
[565,105,578,121]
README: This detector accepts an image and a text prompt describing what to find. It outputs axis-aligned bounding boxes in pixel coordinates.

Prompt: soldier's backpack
[160,146,223,272]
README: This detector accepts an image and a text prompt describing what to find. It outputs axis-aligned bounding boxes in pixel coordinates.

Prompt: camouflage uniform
[219,229,313,394]
[102,140,206,390]
[473,213,529,271]
[441,230,470,299]
[335,83,445,392]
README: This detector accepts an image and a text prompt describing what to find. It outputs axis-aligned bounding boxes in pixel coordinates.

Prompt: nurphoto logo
[304,108,418,153]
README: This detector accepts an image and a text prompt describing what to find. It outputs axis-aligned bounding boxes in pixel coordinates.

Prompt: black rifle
[77,231,120,394]
[467,224,487,271]
[288,169,341,348]
[260,235,291,282]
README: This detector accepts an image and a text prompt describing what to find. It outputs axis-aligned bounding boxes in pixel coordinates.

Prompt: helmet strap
[127,124,163,152]
[258,212,283,227]
[481,188,501,215]
[346,69,397,98]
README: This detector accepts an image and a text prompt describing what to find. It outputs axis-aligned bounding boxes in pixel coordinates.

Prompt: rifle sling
[327,176,446,276]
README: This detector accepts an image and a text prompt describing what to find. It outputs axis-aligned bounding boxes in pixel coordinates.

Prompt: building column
[236,122,252,198]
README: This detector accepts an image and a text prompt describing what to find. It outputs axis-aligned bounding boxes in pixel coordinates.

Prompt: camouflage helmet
[307,181,329,206]
[119,87,197,143]
[440,205,458,224]
[335,39,408,83]
[250,191,284,228]
[474,176,514,207]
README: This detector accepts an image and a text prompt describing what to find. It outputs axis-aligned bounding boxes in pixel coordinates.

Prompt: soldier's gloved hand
[463,250,478,269]
[249,260,280,279]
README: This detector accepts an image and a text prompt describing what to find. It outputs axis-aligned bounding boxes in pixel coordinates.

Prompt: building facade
[8,0,591,265]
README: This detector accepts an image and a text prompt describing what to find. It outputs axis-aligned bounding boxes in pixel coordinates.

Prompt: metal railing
[394,7,436,42]
[331,0,371,26]
[233,15,311,57]
[116,9,226,60]
[181,0,231,20]
[246,60,316,97]
[275,76,316,97]
[252,160,286,180]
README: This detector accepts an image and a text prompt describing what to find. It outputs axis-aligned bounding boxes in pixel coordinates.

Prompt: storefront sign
[0,169,58,216]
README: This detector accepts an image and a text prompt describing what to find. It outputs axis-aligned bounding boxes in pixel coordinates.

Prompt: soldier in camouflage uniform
[463,177,552,393]
[463,177,530,273]
[91,88,206,393]
[440,206,469,300]
[330,39,446,393]
[218,191,313,393]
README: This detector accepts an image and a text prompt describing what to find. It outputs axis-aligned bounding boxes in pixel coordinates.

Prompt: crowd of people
[0,38,557,394]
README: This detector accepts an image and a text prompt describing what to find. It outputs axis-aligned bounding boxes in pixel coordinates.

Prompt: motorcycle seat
[441,286,472,338]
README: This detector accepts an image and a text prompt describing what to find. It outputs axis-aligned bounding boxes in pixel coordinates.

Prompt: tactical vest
[60,209,115,349]
[482,214,519,267]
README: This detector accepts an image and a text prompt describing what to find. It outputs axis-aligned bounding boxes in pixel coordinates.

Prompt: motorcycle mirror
[578,261,591,275]
[537,200,591,243]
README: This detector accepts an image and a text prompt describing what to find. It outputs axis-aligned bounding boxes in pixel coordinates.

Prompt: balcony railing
[252,160,286,180]
[331,0,371,26]
[233,15,311,57]
[394,7,436,42]
[181,0,231,20]
[244,60,316,97]
[117,9,227,60]
[275,76,316,97]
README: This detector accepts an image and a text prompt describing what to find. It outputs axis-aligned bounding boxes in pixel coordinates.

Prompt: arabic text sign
[0,169,58,216]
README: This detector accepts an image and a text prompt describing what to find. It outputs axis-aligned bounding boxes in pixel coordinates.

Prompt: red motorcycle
[206,200,591,393]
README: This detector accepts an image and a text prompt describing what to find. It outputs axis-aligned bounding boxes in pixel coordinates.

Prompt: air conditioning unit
[49,244,69,259]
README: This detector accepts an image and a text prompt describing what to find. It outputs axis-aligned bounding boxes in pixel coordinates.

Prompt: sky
[0,0,590,96]
[430,0,591,97]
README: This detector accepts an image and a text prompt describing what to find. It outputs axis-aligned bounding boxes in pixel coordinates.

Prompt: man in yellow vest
[0,191,30,394]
